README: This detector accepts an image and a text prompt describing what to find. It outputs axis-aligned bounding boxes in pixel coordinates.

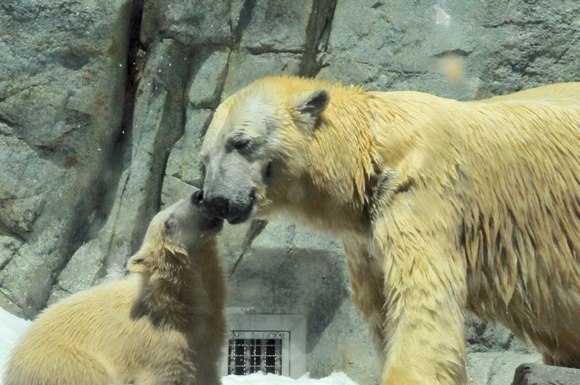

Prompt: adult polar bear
[199,75,580,385]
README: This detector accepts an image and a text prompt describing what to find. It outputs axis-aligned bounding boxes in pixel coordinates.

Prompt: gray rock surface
[140,0,232,47]
[467,352,543,385]
[0,0,133,318]
[512,363,580,385]
[1,0,579,383]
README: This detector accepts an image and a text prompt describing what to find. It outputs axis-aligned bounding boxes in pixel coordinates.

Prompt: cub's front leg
[373,205,468,385]
[133,346,197,385]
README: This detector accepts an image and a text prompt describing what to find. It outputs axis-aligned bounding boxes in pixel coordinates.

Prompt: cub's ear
[164,242,189,265]
[294,89,330,129]
[127,250,151,274]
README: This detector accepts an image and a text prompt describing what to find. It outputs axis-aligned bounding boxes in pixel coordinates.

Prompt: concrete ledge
[512,363,580,385]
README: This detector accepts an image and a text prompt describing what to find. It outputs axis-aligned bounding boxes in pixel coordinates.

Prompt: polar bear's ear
[295,89,330,128]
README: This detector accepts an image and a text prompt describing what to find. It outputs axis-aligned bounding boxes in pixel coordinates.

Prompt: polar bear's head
[127,190,223,275]
[199,76,330,224]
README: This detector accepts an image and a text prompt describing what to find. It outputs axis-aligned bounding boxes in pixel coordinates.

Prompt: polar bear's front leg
[342,237,387,349]
[374,208,468,385]
[379,279,467,385]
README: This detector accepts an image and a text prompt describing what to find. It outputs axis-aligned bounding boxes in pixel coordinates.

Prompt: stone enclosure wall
[1,1,578,384]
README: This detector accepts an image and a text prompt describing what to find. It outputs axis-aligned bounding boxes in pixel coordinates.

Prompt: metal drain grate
[221,313,307,379]
[227,331,289,375]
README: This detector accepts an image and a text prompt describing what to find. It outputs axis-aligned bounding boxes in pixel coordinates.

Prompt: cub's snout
[191,189,225,231]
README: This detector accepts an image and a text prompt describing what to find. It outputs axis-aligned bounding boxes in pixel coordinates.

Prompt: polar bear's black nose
[204,196,230,219]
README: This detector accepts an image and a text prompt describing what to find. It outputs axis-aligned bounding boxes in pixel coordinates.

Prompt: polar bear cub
[4,191,226,385]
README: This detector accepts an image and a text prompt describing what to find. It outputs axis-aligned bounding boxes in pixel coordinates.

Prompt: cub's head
[200,76,330,224]
[127,190,223,275]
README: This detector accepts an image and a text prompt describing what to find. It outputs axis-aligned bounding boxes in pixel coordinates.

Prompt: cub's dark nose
[204,196,230,219]
[191,189,204,205]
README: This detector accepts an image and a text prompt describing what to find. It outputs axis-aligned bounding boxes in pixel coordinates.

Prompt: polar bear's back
[479,82,580,105]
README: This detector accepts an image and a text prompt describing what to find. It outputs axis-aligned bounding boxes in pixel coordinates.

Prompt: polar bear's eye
[230,135,251,150]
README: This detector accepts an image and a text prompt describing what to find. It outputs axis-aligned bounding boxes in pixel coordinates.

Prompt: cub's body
[4,195,225,385]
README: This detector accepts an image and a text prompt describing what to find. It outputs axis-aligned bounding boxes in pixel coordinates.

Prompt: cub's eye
[230,135,251,150]
[164,217,176,234]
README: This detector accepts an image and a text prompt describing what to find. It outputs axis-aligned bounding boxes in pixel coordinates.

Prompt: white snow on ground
[0,307,359,384]
[222,372,360,385]
[0,307,31,381]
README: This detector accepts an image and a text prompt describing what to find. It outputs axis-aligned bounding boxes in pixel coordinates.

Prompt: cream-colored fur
[3,197,226,385]
[201,76,580,385]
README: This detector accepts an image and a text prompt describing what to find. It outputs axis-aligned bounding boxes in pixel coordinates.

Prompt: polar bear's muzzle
[201,177,256,224]
[202,191,255,225]
[200,140,268,224]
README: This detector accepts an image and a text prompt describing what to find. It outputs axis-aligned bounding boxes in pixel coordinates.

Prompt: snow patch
[0,307,31,381]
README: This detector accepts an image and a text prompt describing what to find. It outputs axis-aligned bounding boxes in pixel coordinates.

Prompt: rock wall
[0,0,134,318]
[1,1,578,383]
